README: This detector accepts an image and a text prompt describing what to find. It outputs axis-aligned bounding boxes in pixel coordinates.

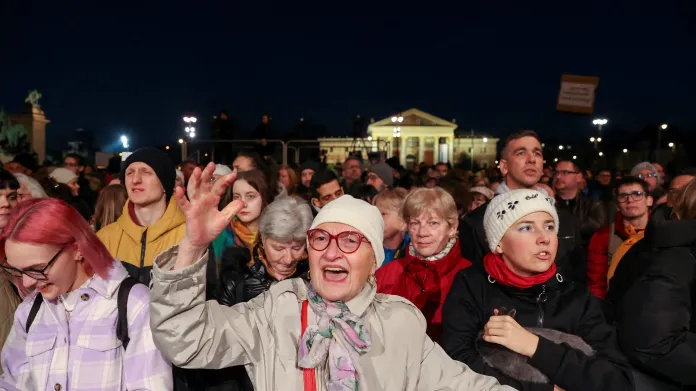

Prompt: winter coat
[459,200,587,284]
[376,239,471,342]
[0,261,172,391]
[149,245,516,391]
[97,198,186,285]
[0,277,20,376]
[616,215,696,388]
[555,194,608,243]
[586,214,645,299]
[442,265,634,391]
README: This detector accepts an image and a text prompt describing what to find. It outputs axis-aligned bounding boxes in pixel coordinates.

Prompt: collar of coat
[116,197,186,243]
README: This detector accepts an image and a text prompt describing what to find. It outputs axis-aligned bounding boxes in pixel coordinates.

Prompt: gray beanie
[630,162,661,186]
[368,163,394,187]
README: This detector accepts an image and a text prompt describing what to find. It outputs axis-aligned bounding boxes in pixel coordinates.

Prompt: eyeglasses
[1,248,64,281]
[637,173,657,180]
[63,162,78,168]
[617,191,645,203]
[307,229,370,254]
[553,170,579,176]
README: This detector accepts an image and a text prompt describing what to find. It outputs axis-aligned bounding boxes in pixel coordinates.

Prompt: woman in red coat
[376,187,471,342]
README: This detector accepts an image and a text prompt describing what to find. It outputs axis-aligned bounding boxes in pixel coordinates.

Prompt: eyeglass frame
[306,229,370,254]
[0,247,64,281]
[637,173,657,180]
[553,170,580,177]
[616,191,646,203]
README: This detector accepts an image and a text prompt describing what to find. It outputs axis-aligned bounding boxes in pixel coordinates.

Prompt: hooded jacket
[97,198,186,285]
[442,265,634,391]
[616,215,696,388]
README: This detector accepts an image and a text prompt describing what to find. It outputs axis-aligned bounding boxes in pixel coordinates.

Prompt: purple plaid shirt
[0,260,172,390]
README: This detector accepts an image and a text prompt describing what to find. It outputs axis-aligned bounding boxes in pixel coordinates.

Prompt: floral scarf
[298,283,372,391]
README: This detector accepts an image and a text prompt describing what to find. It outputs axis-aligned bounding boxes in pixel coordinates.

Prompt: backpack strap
[25,294,43,333]
[116,276,140,350]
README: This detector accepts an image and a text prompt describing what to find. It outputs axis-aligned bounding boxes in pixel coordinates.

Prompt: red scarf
[483,252,556,289]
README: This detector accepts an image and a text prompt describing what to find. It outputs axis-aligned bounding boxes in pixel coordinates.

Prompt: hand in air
[176,162,242,250]
[483,309,540,358]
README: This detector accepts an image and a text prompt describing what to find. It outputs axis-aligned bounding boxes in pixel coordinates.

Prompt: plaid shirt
[0,261,172,390]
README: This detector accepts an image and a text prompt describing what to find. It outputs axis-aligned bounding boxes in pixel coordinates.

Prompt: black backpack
[25,276,140,350]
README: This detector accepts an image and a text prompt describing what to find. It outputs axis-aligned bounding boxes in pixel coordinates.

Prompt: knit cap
[214,164,233,176]
[309,195,385,267]
[483,189,559,252]
[368,163,394,187]
[122,147,176,200]
[631,161,661,186]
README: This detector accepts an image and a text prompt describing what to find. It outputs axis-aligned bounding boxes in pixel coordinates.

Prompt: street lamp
[590,137,595,142]
[178,138,184,144]
[661,124,668,130]
[599,152,604,156]
[482,137,488,143]
[558,145,564,150]
[668,142,674,148]
[592,118,608,131]
[183,116,197,139]
[572,155,577,160]
[623,148,628,153]
[597,137,602,142]
[120,135,129,150]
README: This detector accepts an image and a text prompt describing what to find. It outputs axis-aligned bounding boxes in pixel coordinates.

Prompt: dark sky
[1,1,695,152]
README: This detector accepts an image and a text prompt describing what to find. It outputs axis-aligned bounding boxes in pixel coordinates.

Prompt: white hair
[13,173,47,198]
[258,196,313,242]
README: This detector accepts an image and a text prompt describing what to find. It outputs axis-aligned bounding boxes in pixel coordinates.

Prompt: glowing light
[593,118,608,126]
[165,146,170,150]
[558,145,564,150]
[391,116,397,123]
[590,137,595,142]
[178,139,184,144]
[661,124,668,130]
[597,137,602,142]
[398,116,404,123]
[367,136,372,141]
[204,153,208,157]
[572,155,577,160]
[599,152,604,156]
[623,148,628,153]
[554,158,558,162]
[669,142,675,147]
[483,137,488,143]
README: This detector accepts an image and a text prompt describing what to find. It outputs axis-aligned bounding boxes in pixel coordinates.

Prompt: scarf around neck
[409,237,457,261]
[298,283,372,391]
[483,252,556,289]
[231,219,258,250]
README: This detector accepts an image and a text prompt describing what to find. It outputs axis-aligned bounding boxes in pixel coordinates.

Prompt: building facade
[318,108,498,169]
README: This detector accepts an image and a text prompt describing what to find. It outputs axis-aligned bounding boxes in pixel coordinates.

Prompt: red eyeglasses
[307,229,370,254]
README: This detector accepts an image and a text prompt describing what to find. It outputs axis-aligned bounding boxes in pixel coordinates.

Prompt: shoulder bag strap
[25,294,43,332]
[301,300,317,391]
[116,276,140,350]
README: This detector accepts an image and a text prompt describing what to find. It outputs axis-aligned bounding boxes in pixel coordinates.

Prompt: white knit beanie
[483,189,559,252]
[49,167,78,184]
[309,195,385,267]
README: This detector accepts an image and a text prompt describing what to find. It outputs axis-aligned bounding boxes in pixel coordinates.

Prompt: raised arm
[149,163,271,369]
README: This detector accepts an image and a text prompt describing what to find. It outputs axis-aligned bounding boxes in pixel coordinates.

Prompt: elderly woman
[149,163,514,391]
[376,187,472,342]
[442,189,633,391]
[12,173,47,201]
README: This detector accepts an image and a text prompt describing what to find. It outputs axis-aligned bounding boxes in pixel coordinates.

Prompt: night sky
[2,1,695,153]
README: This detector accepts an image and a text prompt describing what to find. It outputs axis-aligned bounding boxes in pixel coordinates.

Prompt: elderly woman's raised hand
[174,162,243,269]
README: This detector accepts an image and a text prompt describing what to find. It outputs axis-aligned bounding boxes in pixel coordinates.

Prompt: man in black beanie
[97,147,186,285]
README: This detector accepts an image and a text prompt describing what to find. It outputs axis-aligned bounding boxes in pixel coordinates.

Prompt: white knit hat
[483,189,559,252]
[49,167,78,184]
[214,164,233,176]
[309,195,385,267]
[175,169,184,184]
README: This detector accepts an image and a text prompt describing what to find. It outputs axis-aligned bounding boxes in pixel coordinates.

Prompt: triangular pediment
[371,108,457,127]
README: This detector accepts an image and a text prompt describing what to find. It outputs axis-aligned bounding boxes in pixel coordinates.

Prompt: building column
[448,137,454,164]
[433,140,439,164]
[418,136,425,164]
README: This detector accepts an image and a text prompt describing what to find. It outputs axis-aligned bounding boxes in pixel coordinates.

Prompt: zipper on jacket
[139,230,147,281]
[536,285,547,327]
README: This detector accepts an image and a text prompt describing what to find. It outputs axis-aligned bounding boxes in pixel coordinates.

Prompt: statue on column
[25,90,42,107]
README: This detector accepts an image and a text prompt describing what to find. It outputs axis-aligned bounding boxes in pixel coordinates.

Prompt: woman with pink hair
[0,198,172,390]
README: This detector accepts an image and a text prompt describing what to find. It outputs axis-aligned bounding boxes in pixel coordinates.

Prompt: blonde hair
[93,184,128,231]
[672,177,696,220]
[402,187,458,227]
[372,187,408,211]
[279,165,298,191]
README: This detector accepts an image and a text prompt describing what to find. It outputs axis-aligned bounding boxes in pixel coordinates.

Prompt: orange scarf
[231,219,258,250]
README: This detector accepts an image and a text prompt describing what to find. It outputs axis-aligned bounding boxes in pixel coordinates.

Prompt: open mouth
[536,251,551,260]
[323,266,349,282]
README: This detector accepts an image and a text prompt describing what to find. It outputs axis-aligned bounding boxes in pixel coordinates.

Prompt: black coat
[459,199,587,284]
[616,214,696,388]
[555,194,608,244]
[442,266,633,391]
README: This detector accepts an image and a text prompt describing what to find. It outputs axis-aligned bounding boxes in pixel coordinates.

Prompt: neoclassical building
[318,108,498,169]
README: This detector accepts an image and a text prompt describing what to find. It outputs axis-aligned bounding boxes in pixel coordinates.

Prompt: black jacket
[555,194,607,243]
[459,198,587,284]
[442,266,633,391]
[616,214,696,388]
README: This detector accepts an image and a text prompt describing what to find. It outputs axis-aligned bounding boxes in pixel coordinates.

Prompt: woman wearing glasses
[0,198,172,390]
[375,187,472,343]
[149,163,514,391]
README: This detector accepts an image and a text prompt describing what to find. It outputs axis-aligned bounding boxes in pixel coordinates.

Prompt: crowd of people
[0,129,694,390]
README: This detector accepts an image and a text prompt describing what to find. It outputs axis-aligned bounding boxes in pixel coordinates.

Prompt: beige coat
[149,246,516,391]
[0,276,20,376]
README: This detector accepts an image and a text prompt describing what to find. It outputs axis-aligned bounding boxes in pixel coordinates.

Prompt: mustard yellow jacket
[97,198,186,284]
